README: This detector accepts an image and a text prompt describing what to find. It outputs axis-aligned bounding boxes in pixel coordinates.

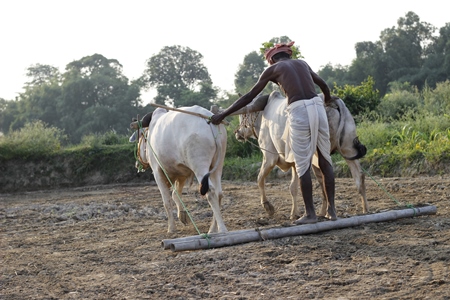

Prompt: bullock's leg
[312,164,328,217]
[172,179,188,225]
[345,159,368,213]
[204,173,227,234]
[153,171,177,233]
[317,151,337,221]
[257,159,276,216]
[289,167,301,220]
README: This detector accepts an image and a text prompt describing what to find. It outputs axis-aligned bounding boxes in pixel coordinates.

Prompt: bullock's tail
[198,122,225,195]
[346,137,367,160]
[334,98,367,160]
[199,173,210,195]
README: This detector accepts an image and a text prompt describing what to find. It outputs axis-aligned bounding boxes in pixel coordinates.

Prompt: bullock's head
[234,112,260,142]
[134,128,150,172]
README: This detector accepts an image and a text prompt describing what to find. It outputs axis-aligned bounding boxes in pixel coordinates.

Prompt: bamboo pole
[161,229,253,250]
[150,103,229,125]
[163,205,437,252]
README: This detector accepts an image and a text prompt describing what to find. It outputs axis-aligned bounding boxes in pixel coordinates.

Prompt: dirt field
[2,174,450,299]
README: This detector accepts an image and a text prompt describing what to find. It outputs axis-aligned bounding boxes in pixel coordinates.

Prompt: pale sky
[1,0,448,103]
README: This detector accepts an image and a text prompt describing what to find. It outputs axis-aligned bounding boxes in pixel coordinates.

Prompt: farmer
[209,41,337,224]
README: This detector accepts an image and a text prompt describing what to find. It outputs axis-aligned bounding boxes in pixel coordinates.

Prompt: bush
[422,80,450,116]
[79,130,130,148]
[0,120,67,160]
[376,89,422,121]
[224,117,259,158]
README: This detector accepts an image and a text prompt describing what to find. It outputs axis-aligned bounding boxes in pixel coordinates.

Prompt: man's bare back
[210,57,331,121]
[261,59,325,105]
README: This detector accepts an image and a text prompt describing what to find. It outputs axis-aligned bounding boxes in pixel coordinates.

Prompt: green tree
[381,12,436,88]
[25,64,60,86]
[234,51,267,94]
[58,54,141,143]
[421,23,450,87]
[141,45,216,108]
[318,63,352,89]
[346,12,437,96]
[2,64,62,133]
[0,98,20,134]
[259,36,302,61]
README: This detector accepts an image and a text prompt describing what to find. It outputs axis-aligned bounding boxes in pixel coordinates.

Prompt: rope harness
[234,111,283,155]
[133,121,150,173]
[234,111,260,141]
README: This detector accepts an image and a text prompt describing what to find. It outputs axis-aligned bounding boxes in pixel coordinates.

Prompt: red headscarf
[264,41,295,64]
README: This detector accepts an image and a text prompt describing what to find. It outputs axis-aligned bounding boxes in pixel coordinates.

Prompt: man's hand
[209,113,224,125]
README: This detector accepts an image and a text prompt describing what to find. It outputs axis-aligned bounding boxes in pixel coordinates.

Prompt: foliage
[224,117,259,159]
[59,54,141,143]
[358,109,450,174]
[79,130,130,148]
[234,51,269,94]
[141,45,216,108]
[321,11,447,98]
[222,155,263,181]
[375,83,422,120]
[0,120,67,160]
[422,80,450,116]
[318,64,352,89]
[259,36,302,61]
[332,76,380,117]
[25,63,60,86]
[1,55,142,144]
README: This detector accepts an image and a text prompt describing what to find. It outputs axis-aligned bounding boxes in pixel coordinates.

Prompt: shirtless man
[210,41,337,224]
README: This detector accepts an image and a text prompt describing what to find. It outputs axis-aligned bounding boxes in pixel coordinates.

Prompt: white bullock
[135,106,228,234]
[233,91,368,219]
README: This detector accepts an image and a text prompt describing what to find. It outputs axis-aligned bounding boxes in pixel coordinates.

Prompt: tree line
[0,11,448,144]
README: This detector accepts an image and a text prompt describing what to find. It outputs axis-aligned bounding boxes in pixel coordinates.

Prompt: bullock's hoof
[179,211,189,225]
[262,201,275,216]
[325,214,338,221]
[290,214,301,221]
[325,208,337,221]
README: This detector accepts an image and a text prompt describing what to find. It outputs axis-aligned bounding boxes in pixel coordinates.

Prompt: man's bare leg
[293,167,318,225]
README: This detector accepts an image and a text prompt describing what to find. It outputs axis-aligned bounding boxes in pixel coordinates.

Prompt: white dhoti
[283,96,332,177]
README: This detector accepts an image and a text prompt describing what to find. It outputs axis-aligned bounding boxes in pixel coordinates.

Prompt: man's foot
[293,215,317,225]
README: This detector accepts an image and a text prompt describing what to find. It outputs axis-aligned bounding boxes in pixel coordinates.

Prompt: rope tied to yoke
[361,166,417,216]
[133,120,150,172]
